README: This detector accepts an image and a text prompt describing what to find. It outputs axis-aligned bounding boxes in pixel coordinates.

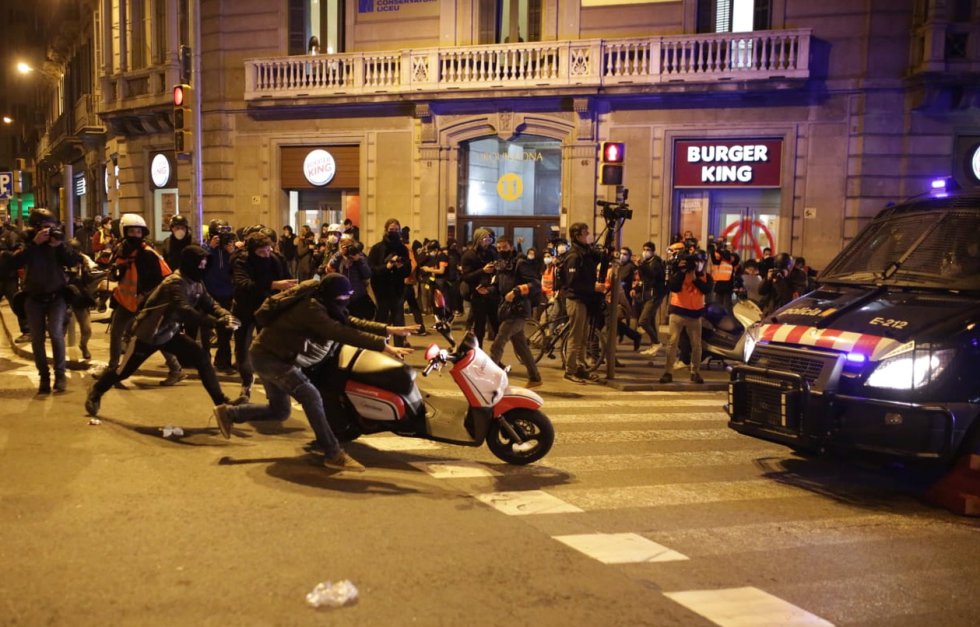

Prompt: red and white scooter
[309,329,554,465]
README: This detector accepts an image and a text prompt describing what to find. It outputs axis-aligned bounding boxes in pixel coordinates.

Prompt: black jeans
[374,292,404,346]
[92,333,228,404]
[467,293,499,347]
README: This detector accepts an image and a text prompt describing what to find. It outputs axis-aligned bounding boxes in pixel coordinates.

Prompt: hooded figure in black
[86,245,241,417]
[210,273,416,472]
[367,218,414,346]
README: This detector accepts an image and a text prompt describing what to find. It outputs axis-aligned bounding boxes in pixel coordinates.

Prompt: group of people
[0,208,817,469]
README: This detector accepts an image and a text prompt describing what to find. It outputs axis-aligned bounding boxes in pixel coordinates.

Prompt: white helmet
[120,213,149,237]
[327,223,343,234]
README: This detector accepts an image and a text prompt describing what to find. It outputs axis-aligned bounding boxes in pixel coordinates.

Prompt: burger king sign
[303,149,337,187]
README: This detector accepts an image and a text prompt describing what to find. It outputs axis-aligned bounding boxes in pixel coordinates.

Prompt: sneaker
[690,373,704,384]
[15,333,31,344]
[160,371,188,387]
[416,329,430,336]
[575,369,600,382]
[526,378,543,389]
[323,451,365,472]
[563,372,587,384]
[37,379,52,395]
[85,392,101,416]
[213,404,233,439]
[658,373,673,384]
[53,375,67,394]
[113,381,129,390]
[642,343,662,356]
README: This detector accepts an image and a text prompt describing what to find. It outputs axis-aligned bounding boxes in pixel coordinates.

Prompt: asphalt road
[1,304,978,626]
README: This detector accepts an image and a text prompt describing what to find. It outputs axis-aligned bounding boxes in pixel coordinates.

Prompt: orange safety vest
[711,259,733,282]
[669,273,706,311]
[112,245,172,312]
[541,265,555,297]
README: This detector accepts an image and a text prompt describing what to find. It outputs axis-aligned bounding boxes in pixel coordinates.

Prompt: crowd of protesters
[0,210,816,400]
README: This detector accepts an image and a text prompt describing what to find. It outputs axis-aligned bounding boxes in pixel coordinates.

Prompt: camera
[343,241,364,257]
[48,227,65,240]
[596,200,633,221]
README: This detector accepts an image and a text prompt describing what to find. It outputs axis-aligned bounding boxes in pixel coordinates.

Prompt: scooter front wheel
[487,409,554,465]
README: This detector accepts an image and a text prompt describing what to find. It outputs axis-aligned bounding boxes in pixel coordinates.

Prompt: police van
[727,186,980,463]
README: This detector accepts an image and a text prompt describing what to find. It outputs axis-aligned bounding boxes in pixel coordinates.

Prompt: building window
[698,0,771,33]
[478,0,542,44]
[459,135,561,217]
[130,0,146,69]
[289,0,344,55]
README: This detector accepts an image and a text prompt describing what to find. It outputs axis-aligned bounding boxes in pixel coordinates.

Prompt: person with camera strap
[562,222,605,384]
[658,250,713,385]
[368,218,414,347]
[8,209,80,394]
[489,236,543,388]
[326,234,374,320]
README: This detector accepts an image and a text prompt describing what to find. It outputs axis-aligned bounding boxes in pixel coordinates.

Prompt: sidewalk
[0,302,728,393]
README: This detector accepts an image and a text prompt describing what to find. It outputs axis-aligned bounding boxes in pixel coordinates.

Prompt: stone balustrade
[245,29,811,101]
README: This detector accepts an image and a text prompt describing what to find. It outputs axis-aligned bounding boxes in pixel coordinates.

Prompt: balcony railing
[245,29,811,101]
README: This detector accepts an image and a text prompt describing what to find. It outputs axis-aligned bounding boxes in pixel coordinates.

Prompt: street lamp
[2,116,12,124]
[16,61,33,75]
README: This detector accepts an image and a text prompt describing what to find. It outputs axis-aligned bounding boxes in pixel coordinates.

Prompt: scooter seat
[346,347,418,396]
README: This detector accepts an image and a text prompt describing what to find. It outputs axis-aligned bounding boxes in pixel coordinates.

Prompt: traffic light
[173,84,193,156]
[599,141,625,186]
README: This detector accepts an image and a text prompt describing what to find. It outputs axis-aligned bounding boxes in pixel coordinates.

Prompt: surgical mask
[527,253,535,260]
[544,257,553,265]
[642,251,653,260]
[327,235,339,245]
[172,228,187,240]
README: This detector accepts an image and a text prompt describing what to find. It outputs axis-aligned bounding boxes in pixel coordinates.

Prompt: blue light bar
[930,178,947,189]
[846,352,867,364]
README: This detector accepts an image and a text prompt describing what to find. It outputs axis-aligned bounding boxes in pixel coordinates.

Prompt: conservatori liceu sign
[674,139,782,188]
[358,0,436,13]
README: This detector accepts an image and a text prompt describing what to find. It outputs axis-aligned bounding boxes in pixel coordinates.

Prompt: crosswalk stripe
[663,587,834,626]
[540,448,783,472]
[557,427,740,444]
[544,398,724,408]
[553,532,689,564]
[409,460,499,478]
[475,490,584,515]
[544,480,806,510]
[550,411,725,424]
[360,435,443,451]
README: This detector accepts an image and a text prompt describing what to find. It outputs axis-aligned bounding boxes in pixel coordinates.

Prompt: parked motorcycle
[679,297,762,366]
[306,329,555,465]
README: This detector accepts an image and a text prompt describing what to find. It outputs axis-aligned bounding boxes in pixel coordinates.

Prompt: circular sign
[151,154,171,188]
[496,173,524,201]
[303,149,337,186]
[971,144,980,183]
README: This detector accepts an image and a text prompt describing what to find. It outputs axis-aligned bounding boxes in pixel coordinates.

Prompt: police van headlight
[742,323,761,362]
[865,343,955,390]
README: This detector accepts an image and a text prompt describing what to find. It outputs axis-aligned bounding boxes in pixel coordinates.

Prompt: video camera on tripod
[596,188,632,222]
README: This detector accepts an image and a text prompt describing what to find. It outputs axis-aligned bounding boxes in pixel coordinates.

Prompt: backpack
[253,279,320,328]
[552,250,572,292]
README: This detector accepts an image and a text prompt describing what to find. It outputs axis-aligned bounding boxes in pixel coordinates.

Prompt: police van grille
[748,349,825,384]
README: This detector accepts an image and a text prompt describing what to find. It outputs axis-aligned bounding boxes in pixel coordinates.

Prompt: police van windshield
[820,208,980,290]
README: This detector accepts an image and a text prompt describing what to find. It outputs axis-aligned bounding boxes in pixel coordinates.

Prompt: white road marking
[409,460,500,478]
[550,411,725,424]
[553,532,689,564]
[544,398,725,408]
[546,480,806,510]
[475,490,584,516]
[557,428,740,444]
[664,587,834,627]
[540,449,784,472]
[360,435,443,451]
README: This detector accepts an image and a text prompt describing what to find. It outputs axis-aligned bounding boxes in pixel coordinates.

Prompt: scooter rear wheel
[487,409,554,465]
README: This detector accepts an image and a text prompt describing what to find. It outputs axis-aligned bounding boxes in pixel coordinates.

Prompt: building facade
[30,0,980,266]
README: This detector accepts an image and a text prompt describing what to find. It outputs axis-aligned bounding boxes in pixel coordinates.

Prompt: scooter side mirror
[424,343,441,361]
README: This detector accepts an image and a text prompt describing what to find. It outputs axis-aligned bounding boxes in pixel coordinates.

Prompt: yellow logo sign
[496,173,524,201]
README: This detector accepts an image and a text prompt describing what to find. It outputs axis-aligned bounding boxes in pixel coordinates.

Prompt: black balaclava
[179,245,209,282]
[317,273,354,324]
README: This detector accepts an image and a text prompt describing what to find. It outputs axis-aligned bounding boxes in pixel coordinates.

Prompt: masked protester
[211,274,415,472]
[85,245,240,416]
[460,227,500,347]
[8,209,81,394]
[489,237,543,388]
[368,218,413,346]
[562,222,604,384]
[634,241,666,355]
[658,251,713,385]
[106,213,186,387]
[161,214,192,271]
[231,231,295,402]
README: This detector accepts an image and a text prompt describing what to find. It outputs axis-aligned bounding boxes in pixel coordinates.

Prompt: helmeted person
[203,220,238,373]
[7,209,81,394]
[759,252,808,313]
[658,250,713,385]
[106,213,186,387]
[707,236,738,309]
[231,229,295,402]
[86,245,240,417]
[161,214,192,272]
[212,274,415,472]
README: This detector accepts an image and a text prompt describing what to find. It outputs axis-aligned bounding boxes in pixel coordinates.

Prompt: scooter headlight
[865,343,955,390]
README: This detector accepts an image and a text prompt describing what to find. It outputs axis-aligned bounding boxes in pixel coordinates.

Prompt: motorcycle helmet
[774,252,794,272]
[170,214,189,229]
[119,213,149,238]
[28,208,57,229]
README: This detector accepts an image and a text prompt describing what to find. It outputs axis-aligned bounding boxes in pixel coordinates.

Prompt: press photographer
[657,250,713,385]
[326,236,374,319]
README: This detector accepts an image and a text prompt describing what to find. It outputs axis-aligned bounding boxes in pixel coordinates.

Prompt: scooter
[679,296,762,367]
[306,325,555,465]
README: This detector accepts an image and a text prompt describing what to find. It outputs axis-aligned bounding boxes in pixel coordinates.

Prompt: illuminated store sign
[150,153,173,189]
[971,144,980,182]
[303,149,337,186]
[675,139,782,188]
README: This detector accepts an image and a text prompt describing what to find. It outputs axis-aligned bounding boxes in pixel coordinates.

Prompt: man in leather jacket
[563,222,604,384]
[212,274,415,472]
[488,236,542,388]
[86,245,240,416]
[460,227,500,347]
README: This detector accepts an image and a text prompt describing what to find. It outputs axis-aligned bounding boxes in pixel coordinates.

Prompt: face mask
[326,296,350,324]
[499,249,514,260]
[527,253,535,260]
[327,235,339,245]
[125,235,143,248]
[172,228,187,240]
[544,257,553,265]
[642,251,653,260]
[386,231,401,243]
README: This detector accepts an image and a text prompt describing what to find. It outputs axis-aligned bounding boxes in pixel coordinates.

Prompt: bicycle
[525,306,606,373]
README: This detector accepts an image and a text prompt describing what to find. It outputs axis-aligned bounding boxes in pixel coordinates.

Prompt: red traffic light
[602,142,625,163]
[173,84,188,107]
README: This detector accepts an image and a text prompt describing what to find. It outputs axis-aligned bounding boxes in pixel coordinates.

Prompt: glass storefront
[458,134,560,249]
